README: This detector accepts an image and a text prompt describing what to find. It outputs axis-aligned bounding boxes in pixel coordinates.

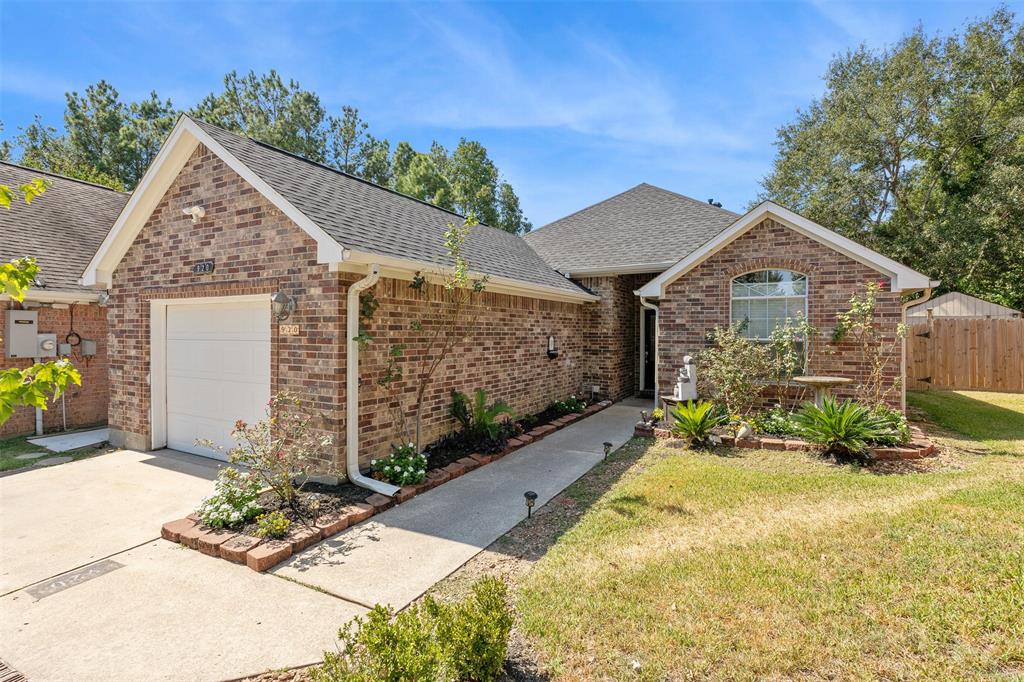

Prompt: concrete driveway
[0,400,645,680]
[0,449,363,681]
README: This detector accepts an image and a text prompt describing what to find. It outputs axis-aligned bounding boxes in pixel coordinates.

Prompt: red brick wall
[575,274,652,401]
[106,144,596,468]
[657,217,904,410]
[1,301,109,438]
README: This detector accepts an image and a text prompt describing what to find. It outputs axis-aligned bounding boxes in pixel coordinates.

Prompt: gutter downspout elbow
[639,296,659,402]
[346,264,400,497]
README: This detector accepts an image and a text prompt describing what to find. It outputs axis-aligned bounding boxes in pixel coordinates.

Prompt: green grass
[516,441,1024,680]
[0,433,101,472]
[908,390,1024,456]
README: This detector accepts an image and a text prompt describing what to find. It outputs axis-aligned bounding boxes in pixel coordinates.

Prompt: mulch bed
[161,399,615,573]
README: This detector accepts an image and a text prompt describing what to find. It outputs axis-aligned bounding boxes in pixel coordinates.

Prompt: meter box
[4,310,57,358]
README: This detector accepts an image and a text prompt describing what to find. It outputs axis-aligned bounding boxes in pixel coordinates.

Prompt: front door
[643,307,656,391]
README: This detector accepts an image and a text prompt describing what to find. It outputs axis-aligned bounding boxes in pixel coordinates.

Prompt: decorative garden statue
[675,355,698,401]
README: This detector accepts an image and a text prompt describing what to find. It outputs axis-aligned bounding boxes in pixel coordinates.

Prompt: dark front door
[643,308,656,390]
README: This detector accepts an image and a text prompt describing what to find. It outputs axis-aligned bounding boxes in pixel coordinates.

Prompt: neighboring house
[1,162,127,438]
[906,291,1020,322]
[80,115,934,475]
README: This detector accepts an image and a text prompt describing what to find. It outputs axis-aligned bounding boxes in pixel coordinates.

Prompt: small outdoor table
[793,376,853,407]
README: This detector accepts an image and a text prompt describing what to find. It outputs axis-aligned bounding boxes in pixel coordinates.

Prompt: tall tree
[191,70,328,163]
[448,138,500,226]
[760,8,1024,308]
[328,105,369,173]
[119,91,177,187]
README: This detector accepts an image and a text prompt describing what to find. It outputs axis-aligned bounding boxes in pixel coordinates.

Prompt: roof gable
[637,201,935,297]
[82,115,595,303]
[1,162,128,300]
[524,183,738,275]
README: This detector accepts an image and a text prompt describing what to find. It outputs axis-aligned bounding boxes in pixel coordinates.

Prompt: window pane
[747,317,769,339]
[731,299,749,322]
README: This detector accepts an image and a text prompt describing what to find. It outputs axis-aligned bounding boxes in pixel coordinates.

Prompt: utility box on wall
[4,310,57,358]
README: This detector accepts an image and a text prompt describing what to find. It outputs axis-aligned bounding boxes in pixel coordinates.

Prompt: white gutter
[640,296,660,400]
[346,264,400,496]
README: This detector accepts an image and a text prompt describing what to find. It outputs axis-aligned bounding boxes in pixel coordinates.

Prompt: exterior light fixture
[603,441,613,459]
[182,205,206,223]
[524,490,538,518]
[547,335,559,359]
[271,291,296,321]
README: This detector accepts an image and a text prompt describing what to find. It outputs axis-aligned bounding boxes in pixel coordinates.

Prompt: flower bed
[640,422,937,461]
[161,399,614,572]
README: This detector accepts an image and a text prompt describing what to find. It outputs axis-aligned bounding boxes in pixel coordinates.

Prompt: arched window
[730,269,807,342]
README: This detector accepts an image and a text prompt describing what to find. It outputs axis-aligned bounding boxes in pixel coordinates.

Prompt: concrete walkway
[273,398,648,608]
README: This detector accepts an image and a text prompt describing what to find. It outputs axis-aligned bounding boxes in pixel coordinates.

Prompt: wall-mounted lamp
[271,291,296,321]
[182,205,206,224]
[97,291,110,306]
[547,335,559,360]
[524,490,538,518]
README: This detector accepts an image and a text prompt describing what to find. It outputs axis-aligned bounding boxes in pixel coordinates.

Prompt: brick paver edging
[638,422,937,461]
[161,400,614,572]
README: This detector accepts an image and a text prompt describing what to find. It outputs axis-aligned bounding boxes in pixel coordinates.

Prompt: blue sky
[0,1,1016,227]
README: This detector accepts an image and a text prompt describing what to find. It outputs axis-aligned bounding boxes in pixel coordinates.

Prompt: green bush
[794,398,896,462]
[670,400,728,446]
[870,404,912,445]
[313,576,513,682]
[255,510,291,539]
[751,406,800,437]
[371,443,428,486]
[195,467,263,529]
[451,389,515,441]
[549,394,588,417]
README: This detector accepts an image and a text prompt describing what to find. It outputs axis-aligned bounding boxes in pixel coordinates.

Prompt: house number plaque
[191,259,215,274]
[280,324,300,336]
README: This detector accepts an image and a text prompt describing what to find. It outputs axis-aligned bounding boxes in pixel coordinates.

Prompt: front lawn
[908,389,1024,456]
[515,440,1024,680]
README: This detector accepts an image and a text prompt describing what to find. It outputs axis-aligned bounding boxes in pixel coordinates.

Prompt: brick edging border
[637,422,937,461]
[162,400,615,572]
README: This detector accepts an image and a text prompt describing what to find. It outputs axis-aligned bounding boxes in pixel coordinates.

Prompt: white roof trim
[81,115,346,289]
[561,261,677,278]
[3,290,101,304]
[637,201,933,297]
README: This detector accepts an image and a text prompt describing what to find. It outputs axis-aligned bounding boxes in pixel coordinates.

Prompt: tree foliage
[760,8,1024,309]
[2,70,531,233]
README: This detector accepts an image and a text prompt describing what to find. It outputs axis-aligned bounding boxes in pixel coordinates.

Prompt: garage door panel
[165,300,271,459]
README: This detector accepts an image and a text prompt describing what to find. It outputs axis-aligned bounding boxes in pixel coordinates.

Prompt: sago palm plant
[451,388,515,440]
[670,400,728,447]
[794,397,895,462]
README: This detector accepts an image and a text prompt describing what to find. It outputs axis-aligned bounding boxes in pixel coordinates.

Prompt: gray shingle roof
[524,183,740,274]
[189,116,587,297]
[1,162,129,295]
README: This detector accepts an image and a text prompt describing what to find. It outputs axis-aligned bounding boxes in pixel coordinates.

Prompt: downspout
[900,286,934,412]
[640,296,659,403]
[33,356,43,436]
[346,264,400,497]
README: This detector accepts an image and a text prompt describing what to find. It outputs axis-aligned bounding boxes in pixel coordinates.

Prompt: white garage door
[165,300,271,459]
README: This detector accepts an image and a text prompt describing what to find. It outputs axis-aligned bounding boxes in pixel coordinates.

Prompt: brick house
[1,162,126,438]
[80,115,933,490]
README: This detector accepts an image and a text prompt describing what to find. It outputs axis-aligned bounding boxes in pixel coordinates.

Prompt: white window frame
[728,269,809,343]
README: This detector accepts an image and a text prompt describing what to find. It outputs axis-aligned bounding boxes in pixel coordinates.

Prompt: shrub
[697,324,772,417]
[549,394,588,416]
[195,467,263,529]
[832,281,906,407]
[255,510,291,539]
[451,388,515,441]
[312,576,513,682]
[204,393,333,506]
[751,405,800,437]
[371,443,428,486]
[870,404,912,445]
[651,407,665,423]
[670,400,728,446]
[794,398,896,462]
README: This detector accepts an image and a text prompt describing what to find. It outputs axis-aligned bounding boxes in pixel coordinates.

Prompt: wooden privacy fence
[907,318,1024,393]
